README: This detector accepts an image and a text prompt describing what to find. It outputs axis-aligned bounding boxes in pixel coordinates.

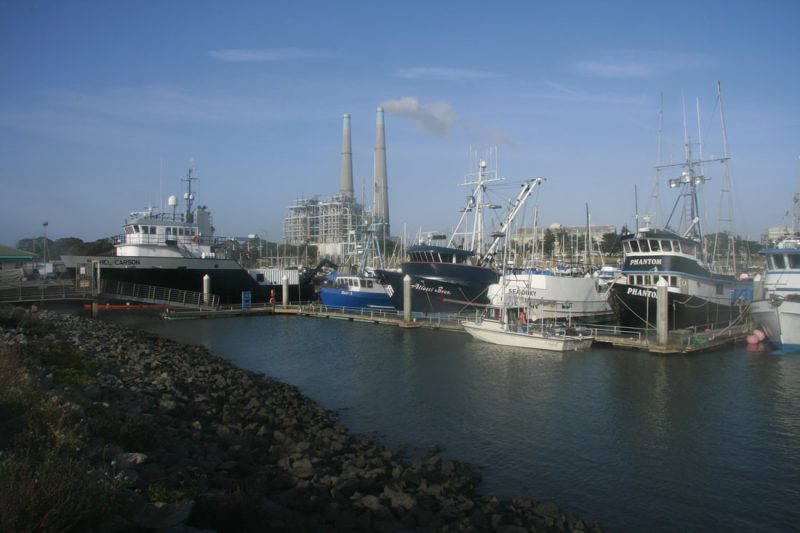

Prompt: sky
[1,0,799,248]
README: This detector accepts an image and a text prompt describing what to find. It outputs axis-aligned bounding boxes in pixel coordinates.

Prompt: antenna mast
[714,80,737,273]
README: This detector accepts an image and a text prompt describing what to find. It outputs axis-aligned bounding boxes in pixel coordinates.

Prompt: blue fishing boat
[319,223,395,310]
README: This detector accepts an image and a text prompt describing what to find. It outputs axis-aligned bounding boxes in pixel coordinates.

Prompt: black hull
[64,258,311,305]
[375,264,499,314]
[608,283,744,330]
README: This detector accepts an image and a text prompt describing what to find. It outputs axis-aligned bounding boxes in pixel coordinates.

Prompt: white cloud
[575,52,714,79]
[40,85,282,123]
[394,67,499,80]
[208,48,332,62]
[379,96,457,136]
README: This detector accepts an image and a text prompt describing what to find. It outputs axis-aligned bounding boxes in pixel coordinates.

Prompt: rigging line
[610,289,655,329]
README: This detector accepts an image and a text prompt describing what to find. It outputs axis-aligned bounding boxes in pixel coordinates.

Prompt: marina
[3,4,799,532]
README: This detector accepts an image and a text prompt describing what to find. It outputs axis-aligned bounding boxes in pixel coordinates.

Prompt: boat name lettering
[629,258,662,266]
[509,287,537,297]
[411,283,451,295]
[626,287,657,298]
[99,259,141,266]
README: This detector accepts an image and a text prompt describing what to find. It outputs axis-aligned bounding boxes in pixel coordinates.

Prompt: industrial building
[283,108,390,261]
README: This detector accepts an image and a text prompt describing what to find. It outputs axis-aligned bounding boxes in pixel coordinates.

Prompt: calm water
[100,311,799,532]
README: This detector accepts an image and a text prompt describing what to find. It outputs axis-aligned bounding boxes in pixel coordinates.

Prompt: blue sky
[1,0,798,247]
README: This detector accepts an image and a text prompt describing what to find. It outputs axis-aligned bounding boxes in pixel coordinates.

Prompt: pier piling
[403,275,411,323]
[656,277,668,346]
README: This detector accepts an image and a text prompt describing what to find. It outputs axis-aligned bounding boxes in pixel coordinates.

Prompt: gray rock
[534,500,561,517]
[134,500,195,530]
[114,452,148,470]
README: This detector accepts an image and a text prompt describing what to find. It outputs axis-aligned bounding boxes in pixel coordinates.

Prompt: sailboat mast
[716,80,737,273]
[585,203,591,267]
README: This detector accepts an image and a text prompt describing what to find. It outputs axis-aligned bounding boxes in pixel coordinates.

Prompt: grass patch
[0,340,115,532]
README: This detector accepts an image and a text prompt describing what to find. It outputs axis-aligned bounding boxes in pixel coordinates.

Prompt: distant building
[509,224,617,263]
[283,109,390,262]
[283,194,367,258]
[0,244,35,283]
[765,226,793,245]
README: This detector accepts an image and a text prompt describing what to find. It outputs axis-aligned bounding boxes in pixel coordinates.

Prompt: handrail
[100,280,219,309]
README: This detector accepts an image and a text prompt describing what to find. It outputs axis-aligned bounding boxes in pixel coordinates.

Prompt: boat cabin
[335,276,377,290]
[406,244,475,265]
[762,238,800,272]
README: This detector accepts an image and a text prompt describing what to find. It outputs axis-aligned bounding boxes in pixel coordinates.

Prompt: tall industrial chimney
[373,107,390,235]
[339,113,354,198]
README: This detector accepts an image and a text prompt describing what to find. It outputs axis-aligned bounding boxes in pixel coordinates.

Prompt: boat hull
[62,255,305,305]
[491,273,614,323]
[750,297,800,352]
[375,263,499,314]
[608,281,745,330]
[319,287,394,309]
[461,319,593,351]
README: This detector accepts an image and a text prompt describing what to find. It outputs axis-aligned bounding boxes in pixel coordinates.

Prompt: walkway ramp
[100,280,219,310]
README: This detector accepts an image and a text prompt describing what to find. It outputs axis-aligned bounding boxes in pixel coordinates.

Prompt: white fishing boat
[487,269,614,324]
[461,303,594,351]
[750,192,800,351]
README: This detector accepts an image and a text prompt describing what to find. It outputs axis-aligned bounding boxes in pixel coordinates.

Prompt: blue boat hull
[319,287,395,310]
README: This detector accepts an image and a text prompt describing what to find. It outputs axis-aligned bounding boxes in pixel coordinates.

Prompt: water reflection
[97,311,800,531]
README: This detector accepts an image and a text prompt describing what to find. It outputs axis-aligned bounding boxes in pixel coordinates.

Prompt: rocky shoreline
[0,308,602,532]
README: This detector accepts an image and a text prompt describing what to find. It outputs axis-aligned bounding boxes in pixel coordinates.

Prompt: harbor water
[101,312,799,531]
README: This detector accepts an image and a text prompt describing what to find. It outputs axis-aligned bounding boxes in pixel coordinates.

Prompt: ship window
[773,255,786,269]
[640,240,650,252]
[256,273,265,282]
[125,226,134,234]
[179,228,184,236]
[165,227,171,235]
[716,283,723,295]
[133,225,140,233]
[790,254,800,269]
[635,275,643,285]
[367,280,373,288]
[660,240,672,252]
[672,241,681,253]
[359,279,366,288]
[623,242,631,254]
[670,276,678,287]
[649,240,661,252]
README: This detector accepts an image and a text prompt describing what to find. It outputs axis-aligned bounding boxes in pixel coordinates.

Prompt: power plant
[283,108,390,260]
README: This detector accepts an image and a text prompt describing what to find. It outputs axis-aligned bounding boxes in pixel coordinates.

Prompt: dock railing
[0,280,95,304]
[100,280,219,309]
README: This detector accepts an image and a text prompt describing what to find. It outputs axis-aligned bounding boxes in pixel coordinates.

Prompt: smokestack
[373,107,390,235]
[339,113,354,197]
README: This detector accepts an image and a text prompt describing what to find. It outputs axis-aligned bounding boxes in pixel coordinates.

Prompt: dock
[1,279,750,353]
[163,303,466,332]
[589,322,750,354]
